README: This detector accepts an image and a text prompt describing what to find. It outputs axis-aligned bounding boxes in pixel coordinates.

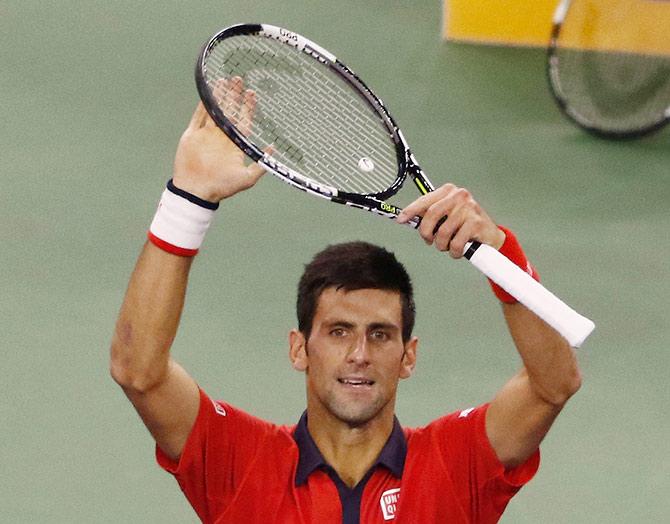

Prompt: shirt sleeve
[429,403,540,520]
[155,388,278,523]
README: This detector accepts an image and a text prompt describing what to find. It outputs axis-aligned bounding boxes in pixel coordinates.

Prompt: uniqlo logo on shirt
[380,488,400,520]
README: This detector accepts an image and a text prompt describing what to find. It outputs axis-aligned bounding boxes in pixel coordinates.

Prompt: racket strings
[551,1,670,134]
[204,34,400,194]
[554,48,670,129]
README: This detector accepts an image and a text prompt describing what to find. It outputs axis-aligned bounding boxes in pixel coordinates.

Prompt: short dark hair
[297,241,415,342]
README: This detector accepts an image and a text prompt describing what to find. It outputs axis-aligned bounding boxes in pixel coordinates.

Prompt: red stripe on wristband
[147,231,199,257]
[488,226,540,304]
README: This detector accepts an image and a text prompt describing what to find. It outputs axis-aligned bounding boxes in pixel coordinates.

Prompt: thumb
[246,161,267,183]
[246,145,274,183]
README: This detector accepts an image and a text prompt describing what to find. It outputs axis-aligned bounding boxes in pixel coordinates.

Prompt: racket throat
[406,159,434,195]
[412,176,430,195]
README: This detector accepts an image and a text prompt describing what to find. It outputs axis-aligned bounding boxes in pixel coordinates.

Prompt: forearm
[109,99,266,460]
[502,302,582,406]
[110,241,194,392]
[400,185,585,462]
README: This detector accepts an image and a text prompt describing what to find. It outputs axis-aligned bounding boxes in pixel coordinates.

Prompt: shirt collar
[293,411,407,486]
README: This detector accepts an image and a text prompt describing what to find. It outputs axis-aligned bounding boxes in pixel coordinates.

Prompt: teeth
[339,379,373,385]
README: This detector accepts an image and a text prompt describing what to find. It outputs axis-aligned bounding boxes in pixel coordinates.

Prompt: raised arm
[110,87,265,461]
[397,184,581,468]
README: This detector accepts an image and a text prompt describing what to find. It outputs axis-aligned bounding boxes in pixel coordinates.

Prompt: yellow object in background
[442,0,558,46]
[556,0,670,56]
[444,0,670,54]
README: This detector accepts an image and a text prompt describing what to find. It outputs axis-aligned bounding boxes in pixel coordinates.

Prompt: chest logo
[211,400,227,416]
[380,488,400,520]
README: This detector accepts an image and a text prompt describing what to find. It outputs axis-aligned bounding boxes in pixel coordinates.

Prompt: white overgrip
[466,242,595,347]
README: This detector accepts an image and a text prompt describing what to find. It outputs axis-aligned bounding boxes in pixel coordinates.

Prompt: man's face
[290,287,417,427]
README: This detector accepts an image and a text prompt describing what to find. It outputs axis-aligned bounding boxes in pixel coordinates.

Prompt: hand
[172,77,266,203]
[396,183,505,258]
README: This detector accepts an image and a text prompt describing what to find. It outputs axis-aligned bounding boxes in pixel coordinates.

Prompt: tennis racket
[548,0,670,139]
[196,23,595,347]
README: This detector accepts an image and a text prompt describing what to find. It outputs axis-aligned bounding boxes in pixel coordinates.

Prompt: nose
[347,335,371,366]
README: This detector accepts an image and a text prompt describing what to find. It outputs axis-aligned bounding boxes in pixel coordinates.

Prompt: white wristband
[148,180,218,256]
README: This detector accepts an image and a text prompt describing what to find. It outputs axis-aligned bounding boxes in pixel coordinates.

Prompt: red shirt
[157,389,539,523]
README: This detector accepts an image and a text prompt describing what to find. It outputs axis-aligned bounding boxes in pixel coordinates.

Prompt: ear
[289,329,308,372]
[399,336,418,380]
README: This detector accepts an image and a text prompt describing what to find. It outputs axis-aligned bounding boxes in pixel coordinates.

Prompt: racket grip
[465,242,595,347]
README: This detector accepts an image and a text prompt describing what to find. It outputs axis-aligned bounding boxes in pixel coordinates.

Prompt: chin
[329,400,387,428]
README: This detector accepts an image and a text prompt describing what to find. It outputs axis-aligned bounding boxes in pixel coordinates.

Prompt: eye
[370,330,389,342]
[330,328,347,337]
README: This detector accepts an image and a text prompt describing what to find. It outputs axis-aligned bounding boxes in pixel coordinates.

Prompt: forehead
[313,287,403,326]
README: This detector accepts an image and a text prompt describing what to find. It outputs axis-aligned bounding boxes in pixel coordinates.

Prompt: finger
[224,76,244,125]
[205,84,231,130]
[188,101,209,130]
[417,199,454,243]
[396,191,440,224]
[418,187,470,243]
[212,77,229,105]
[432,205,466,251]
[396,183,456,223]
[448,219,478,259]
[244,145,273,183]
[237,90,257,136]
[205,78,230,129]
[245,161,268,185]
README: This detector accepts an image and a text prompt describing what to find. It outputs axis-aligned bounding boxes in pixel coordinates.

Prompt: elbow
[544,367,583,408]
[569,367,583,395]
[109,345,138,391]
[109,351,134,390]
[561,369,582,404]
[110,356,164,394]
[109,322,135,388]
[110,360,133,389]
[109,332,166,394]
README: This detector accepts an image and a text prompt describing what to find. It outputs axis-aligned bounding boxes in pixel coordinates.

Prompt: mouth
[337,377,375,388]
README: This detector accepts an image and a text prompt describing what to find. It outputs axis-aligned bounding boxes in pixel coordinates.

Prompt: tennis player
[110,99,582,523]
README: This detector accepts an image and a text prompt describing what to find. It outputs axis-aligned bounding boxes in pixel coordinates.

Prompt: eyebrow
[323,320,399,332]
[323,320,355,329]
[367,322,400,333]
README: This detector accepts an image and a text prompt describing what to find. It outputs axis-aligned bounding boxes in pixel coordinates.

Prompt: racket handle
[464,241,595,347]
[397,215,594,346]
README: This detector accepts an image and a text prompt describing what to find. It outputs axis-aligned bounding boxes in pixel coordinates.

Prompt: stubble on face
[303,288,408,429]
[305,341,397,428]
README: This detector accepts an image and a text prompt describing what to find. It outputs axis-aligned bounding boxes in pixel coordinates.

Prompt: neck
[306,405,395,488]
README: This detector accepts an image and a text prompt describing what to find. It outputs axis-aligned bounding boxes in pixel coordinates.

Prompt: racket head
[195,23,412,199]
[547,0,670,139]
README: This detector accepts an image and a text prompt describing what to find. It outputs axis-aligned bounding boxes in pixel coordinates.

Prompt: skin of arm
[109,86,265,461]
[397,185,582,468]
[110,244,200,461]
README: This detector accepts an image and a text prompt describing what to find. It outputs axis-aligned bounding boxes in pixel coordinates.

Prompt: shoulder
[157,389,297,473]
[402,404,491,465]
[200,389,297,442]
[404,404,488,441]
[402,404,540,490]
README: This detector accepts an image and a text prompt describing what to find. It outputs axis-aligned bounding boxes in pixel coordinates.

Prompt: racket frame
[196,23,434,225]
[196,23,595,347]
[546,0,670,139]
